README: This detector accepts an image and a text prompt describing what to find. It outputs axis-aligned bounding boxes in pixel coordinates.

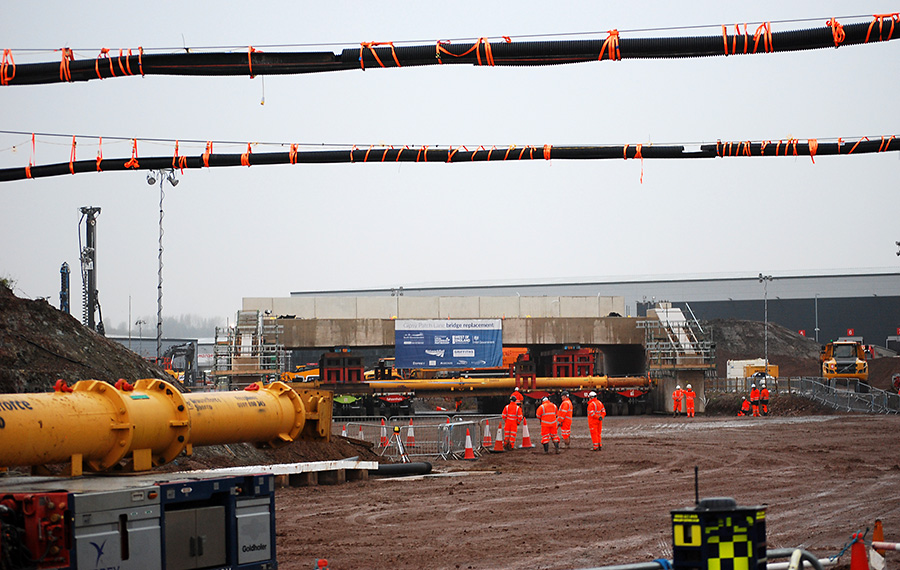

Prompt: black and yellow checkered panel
[672,508,766,570]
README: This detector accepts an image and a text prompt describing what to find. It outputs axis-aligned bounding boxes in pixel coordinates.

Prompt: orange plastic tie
[760,140,770,155]
[866,14,899,43]
[753,22,773,53]
[635,143,644,183]
[172,140,187,173]
[837,137,844,154]
[740,24,749,54]
[123,48,134,76]
[598,29,621,61]
[722,25,730,55]
[502,36,512,43]
[202,141,213,168]
[742,141,752,157]
[447,146,461,162]
[117,49,128,75]
[1,49,15,86]
[241,143,252,167]
[475,37,495,66]
[808,138,818,163]
[54,379,74,393]
[359,41,402,70]
[96,137,103,172]
[775,140,782,156]
[879,135,895,152]
[826,18,846,47]
[363,145,375,163]
[68,136,76,174]
[289,143,298,165]
[381,146,392,162]
[248,46,258,78]
[59,47,74,82]
[503,145,516,161]
[137,46,144,76]
[395,145,409,162]
[349,145,358,163]
[543,144,552,160]
[96,48,115,79]
[124,139,140,169]
[623,144,629,159]
[487,146,496,161]
[848,137,869,154]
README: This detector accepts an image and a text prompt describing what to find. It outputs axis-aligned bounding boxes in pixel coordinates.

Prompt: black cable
[1,137,896,182]
[2,19,897,86]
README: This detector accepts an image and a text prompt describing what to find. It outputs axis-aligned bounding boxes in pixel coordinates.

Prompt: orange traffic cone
[463,428,476,460]
[406,418,416,448]
[493,424,505,452]
[521,420,534,448]
[482,419,493,448]
[849,532,868,570]
[341,424,347,437]
[873,519,885,556]
[380,419,388,447]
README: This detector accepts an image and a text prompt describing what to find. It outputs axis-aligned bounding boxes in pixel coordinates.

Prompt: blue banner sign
[394,319,503,369]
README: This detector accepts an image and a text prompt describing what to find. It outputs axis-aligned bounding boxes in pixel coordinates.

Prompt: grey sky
[1,1,898,329]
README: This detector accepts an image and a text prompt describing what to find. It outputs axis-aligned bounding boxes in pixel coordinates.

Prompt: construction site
[2,8,900,570]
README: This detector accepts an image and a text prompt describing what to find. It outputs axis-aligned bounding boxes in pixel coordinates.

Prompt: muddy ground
[274,413,900,570]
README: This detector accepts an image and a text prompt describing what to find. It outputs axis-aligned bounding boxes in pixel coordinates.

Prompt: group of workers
[671,384,697,417]
[738,382,770,417]
[501,389,607,453]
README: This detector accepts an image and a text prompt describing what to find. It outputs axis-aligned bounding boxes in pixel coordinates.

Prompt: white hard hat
[751,383,756,388]
[686,384,692,389]
[542,396,549,402]
[676,385,681,389]
[589,391,597,397]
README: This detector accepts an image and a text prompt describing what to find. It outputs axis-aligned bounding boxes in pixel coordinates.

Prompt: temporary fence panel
[784,377,900,414]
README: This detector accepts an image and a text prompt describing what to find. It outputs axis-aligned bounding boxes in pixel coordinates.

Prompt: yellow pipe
[0,379,305,473]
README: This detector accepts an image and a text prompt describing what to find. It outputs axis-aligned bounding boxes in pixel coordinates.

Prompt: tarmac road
[275,414,900,570]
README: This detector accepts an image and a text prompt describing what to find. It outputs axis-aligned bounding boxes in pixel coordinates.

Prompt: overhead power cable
[1,136,896,183]
[1,15,897,86]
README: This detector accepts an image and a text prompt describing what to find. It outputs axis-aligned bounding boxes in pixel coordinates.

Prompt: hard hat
[510,395,516,401]
[751,383,756,388]
[676,385,681,389]
[686,384,692,389]
[589,391,597,397]
[562,391,569,397]
[742,396,746,400]
[542,396,549,402]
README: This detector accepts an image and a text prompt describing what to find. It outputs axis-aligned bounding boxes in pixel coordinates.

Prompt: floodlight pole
[758,273,773,373]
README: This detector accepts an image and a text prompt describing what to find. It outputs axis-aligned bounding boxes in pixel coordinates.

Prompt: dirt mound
[705,392,842,416]
[0,284,170,393]
[705,318,822,377]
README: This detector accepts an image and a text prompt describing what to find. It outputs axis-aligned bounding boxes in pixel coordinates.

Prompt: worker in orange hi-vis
[557,391,574,448]
[512,387,524,408]
[738,396,751,416]
[501,395,523,450]
[760,382,770,416]
[586,391,607,451]
[749,383,761,417]
[672,384,683,417]
[683,384,696,418]
[535,396,560,454]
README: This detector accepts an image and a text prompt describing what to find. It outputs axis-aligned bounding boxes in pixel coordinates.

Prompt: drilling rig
[77,206,104,335]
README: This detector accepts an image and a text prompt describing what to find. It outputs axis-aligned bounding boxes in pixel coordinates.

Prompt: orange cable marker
[59,47,74,82]
[69,136,76,174]
[117,49,128,75]
[289,143,298,165]
[137,46,144,76]
[866,14,899,43]
[123,49,134,76]
[753,22,773,53]
[517,147,527,160]
[739,23,749,54]
[715,140,722,157]
[503,145,516,161]
[848,137,868,154]
[502,36,512,43]
[826,18,846,47]
[202,141,213,168]
[879,135,895,152]
[96,137,103,172]
[124,139,140,169]
[447,146,460,162]
[808,139,818,163]
[487,146,496,161]
[543,144,552,160]
[476,37,495,66]
[837,137,843,154]
[635,143,644,184]
[349,144,358,163]
[423,145,429,162]
[241,143,252,166]
[599,29,621,61]
[172,140,187,173]
[396,145,408,162]
[1,49,15,86]
[363,145,374,163]
[722,25,730,55]
[248,46,260,78]
[380,146,392,162]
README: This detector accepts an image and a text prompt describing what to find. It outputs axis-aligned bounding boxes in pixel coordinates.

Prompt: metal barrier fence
[783,377,900,414]
[332,415,503,460]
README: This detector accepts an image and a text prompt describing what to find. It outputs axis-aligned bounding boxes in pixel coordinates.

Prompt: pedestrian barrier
[785,378,900,414]
[334,417,490,460]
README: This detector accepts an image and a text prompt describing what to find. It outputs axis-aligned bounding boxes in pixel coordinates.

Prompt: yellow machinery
[364,374,651,395]
[820,340,869,384]
[0,378,331,475]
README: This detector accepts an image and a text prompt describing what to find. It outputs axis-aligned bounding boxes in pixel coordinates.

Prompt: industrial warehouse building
[247,269,900,350]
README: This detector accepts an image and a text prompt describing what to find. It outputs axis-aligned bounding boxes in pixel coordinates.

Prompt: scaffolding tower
[213,310,285,389]
[637,302,716,379]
